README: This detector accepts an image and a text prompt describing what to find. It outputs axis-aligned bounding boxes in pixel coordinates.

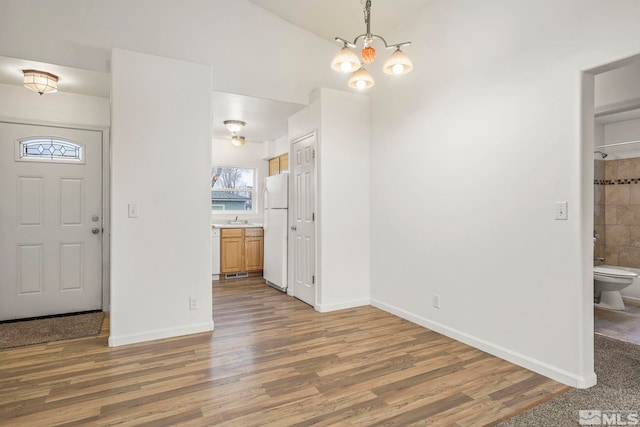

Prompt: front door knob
[91,227,100,235]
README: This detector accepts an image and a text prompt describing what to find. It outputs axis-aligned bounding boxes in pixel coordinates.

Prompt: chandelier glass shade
[348,67,375,90]
[331,0,412,89]
[383,48,413,75]
[330,46,361,73]
[23,69,58,95]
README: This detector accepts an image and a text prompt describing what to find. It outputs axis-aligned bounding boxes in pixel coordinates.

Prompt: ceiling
[248,0,429,44]
[0,56,110,98]
[211,91,305,143]
[0,1,429,144]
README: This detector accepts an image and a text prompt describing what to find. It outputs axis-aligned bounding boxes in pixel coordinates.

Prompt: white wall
[369,0,640,388]
[263,135,289,160]
[289,88,371,312]
[212,139,269,224]
[603,118,640,159]
[0,83,109,128]
[595,61,640,109]
[0,0,342,106]
[109,49,213,346]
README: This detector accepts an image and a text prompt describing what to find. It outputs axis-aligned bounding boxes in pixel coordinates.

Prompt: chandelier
[331,0,413,89]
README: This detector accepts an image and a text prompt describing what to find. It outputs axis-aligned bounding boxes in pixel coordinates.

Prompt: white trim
[315,298,370,313]
[371,298,597,388]
[108,320,214,347]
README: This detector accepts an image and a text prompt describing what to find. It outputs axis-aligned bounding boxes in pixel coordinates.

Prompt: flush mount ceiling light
[224,120,246,147]
[223,120,246,133]
[331,0,413,90]
[23,69,59,95]
[231,135,246,147]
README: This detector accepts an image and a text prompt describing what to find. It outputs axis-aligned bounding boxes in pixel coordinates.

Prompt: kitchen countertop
[212,223,263,229]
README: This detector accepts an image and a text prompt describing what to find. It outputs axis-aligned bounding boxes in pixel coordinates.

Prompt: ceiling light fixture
[223,120,246,133]
[231,135,246,147]
[224,120,246,147]
[331,0,413,89]
[23,69,59,95]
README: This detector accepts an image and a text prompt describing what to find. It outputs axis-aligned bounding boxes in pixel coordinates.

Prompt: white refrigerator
[263,173,288,291]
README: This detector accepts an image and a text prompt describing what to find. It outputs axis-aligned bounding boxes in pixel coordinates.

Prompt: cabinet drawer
[245,227,264,237]
[221,228,244,238]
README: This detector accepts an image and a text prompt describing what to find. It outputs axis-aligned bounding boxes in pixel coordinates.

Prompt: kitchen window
[211,166,256,212]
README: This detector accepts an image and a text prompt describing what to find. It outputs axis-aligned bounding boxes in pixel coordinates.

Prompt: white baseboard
[108,320,214,347]
[316,298,370,313]
[370,298,596,389]
[622,295,640,304]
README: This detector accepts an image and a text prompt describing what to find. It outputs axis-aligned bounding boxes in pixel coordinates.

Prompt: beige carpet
[497,334,640,426]
[0,311,104,349]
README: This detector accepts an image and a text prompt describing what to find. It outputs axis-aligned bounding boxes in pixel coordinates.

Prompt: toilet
[594,266,638,310]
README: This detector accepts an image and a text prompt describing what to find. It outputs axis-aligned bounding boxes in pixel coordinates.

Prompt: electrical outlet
[432,294,441,309]
[189,296,198,310]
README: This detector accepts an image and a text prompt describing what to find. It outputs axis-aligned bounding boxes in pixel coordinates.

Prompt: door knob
[91,227,101,235]
[290,225,297,231]
[91,215,100,222]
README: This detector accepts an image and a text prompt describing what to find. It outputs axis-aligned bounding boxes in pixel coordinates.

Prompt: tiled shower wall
[594,157,640,267]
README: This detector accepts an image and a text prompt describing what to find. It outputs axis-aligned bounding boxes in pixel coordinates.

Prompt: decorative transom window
[16,137,84,164]
[211,166,256,212]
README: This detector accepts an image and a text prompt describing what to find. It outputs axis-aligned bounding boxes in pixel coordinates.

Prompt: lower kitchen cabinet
[220,227,264,274]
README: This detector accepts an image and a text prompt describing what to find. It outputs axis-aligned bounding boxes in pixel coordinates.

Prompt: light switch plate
[555,202,568,220]
[128,203,138,218]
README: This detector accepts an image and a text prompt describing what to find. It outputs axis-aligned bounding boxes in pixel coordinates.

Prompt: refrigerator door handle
[263,186,269,230]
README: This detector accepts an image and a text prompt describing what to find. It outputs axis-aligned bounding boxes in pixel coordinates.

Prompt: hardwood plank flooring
[0,277,569,426]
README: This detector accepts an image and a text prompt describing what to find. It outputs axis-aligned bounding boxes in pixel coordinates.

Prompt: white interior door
[0,122,102,320]
[289,132,316,307]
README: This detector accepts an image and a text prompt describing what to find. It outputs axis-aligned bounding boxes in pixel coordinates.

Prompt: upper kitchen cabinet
[268,153,289,176]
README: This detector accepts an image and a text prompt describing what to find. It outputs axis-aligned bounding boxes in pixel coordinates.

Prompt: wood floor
[594,300,640,345]
[0,277,569,426]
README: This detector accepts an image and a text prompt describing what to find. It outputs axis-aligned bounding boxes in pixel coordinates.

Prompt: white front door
[0,122,103,320]
[289,132,316,307]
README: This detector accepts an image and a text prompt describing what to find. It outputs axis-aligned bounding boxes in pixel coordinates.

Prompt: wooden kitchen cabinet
[278,153,288,173]
[268,153,289,176]
[220,227,264,274]
[269,157,280,176]
[245,229,264,272]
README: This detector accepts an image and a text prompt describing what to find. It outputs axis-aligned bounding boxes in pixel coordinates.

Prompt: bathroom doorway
[590,57,640,345]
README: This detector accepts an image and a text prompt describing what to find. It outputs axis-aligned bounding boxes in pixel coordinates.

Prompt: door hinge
[312,275,315,284]
[312,212,315,221]
[312,149,315,159]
